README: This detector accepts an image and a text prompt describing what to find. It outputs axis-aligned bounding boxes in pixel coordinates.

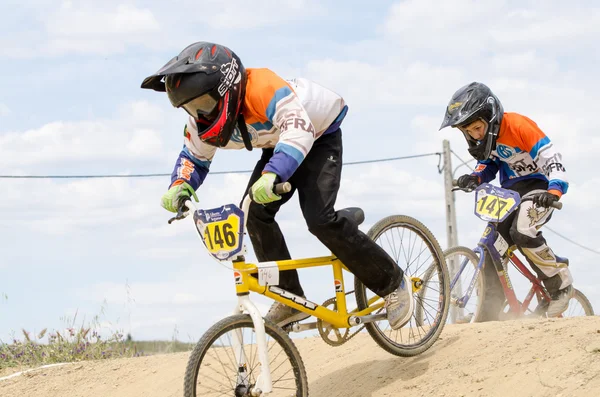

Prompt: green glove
[251,172,281,204]
[161,181,199,213]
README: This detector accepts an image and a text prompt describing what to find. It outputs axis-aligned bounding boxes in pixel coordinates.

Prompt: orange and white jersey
[175,68,347,188]
[473,112,568,196]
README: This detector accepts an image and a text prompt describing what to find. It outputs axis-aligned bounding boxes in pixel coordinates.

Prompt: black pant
[243,129,402,297]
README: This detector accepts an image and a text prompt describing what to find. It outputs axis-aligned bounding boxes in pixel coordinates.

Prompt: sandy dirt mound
[2,316,600,397]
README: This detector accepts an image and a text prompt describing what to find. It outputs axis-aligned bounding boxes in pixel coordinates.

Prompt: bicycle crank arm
[288,321,318,332]
[350,313,387,324]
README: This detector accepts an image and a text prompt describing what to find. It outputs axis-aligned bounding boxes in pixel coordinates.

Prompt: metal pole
[442,140,462,323]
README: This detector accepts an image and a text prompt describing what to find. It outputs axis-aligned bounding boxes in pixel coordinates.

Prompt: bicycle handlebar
[550,200,563,210]
[247,181,292,199]
[451,179,477,193]
[167,182,293,224]
[451,179,563,210]
[275,182,292,195]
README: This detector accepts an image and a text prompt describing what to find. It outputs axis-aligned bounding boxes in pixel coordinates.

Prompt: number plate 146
[193,205,245,261]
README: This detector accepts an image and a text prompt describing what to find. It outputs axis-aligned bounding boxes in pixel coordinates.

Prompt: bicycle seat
[555,255,569,266]
[339,207,365,226]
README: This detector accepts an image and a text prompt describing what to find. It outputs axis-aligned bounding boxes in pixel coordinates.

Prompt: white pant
[508,190,573,291]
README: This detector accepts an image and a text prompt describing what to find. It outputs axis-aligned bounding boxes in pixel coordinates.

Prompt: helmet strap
[237,114,253,151]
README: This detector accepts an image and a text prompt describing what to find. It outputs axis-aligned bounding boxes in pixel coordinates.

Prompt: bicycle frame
[451,221,552,316]
[233,256,384,326]
[229,195,384,327]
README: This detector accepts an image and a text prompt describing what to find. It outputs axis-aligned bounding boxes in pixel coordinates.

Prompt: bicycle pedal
[284,321,318,333]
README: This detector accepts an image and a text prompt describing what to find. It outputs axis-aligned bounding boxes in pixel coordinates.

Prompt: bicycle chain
[317,296,366,347]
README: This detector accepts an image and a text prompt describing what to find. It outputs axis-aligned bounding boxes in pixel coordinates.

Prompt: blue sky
[1,0,599,341]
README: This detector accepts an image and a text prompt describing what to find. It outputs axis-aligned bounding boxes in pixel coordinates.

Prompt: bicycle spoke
[243,329,259,386]
[406,246,433,273]
[411,240,427,275]
[421,284,441,295]
[407,230,418,271]
[216,334,239,389]
[386,228,401,264]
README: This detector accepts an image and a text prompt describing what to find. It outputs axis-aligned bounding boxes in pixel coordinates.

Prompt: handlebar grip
[551,201,563,210]
[247,181,292,202]
[274,182,292,195]
[452,179,459,187]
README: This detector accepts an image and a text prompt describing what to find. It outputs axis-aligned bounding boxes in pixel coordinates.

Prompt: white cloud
[0,0,329,59]
[47,4,159,36]
[383,1,599,55]
[0,120,163,168]
[44,4,160,55]
[126,129,164,157]
[490,8,600,46]
[0,178,164,235]
[384,0,503,35]
[118,100,169,127]
[490,51,559,78]
[304,58,464,111]
[382,0,506,52]
[0,100,173,171]
[206,0,325,29]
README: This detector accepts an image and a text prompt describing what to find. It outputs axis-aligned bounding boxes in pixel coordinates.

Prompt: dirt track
[2,316,600,397]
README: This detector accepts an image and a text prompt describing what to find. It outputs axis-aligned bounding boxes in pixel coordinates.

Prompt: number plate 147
[474,192,517,223]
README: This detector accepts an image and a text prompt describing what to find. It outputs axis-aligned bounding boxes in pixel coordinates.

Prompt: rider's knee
[509,223,544,248]
[246,204,273,236]
[305,213,336,238]
[247,201,274,222]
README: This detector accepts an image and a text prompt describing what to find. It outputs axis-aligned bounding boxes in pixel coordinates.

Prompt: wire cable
[0,152,442,179]
[450,149,476,174]
[544,226,600,255]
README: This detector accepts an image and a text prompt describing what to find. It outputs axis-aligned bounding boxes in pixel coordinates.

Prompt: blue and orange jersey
[473,112,568,197]
[169,68,348,190]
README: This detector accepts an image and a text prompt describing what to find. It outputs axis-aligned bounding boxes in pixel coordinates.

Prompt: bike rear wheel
[354,215,449,357]
[184,314,308,397]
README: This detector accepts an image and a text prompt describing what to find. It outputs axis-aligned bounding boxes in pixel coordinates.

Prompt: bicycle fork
[451,246,484,310]
[233,295,273,395]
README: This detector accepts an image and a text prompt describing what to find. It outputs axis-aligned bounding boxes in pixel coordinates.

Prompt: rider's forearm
[169,149,209,190]
[472,159,499,184]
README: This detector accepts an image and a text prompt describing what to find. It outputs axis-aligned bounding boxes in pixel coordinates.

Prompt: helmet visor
[182,93,219,118]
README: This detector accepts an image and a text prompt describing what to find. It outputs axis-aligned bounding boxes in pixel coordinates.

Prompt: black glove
[457,174,480,190]
[532,191,559,208]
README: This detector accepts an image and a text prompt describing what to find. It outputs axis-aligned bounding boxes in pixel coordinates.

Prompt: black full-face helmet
[141,42,249,148]
[439,82,504,161]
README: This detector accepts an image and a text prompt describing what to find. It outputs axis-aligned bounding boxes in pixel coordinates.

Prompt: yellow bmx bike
[168,182,449,397]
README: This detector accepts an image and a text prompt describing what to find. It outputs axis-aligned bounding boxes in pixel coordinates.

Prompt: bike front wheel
[442,246,485,324]
[184,314,308,397]
[354,215,449,357]
[562,288,595,317]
